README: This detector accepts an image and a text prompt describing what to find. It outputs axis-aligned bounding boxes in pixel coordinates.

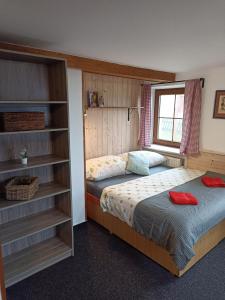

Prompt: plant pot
[21,158,28,165]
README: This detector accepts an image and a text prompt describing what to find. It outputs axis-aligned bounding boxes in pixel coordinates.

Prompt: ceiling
[0,0,225,73]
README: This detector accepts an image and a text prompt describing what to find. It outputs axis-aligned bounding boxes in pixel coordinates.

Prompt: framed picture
[88,91,98,107]
[213,90,225,119]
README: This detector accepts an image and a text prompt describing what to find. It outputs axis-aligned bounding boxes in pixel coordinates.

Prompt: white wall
[67,68,86,225]
[177,66,225,154]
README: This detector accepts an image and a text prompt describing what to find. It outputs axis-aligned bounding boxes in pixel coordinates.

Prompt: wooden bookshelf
[0,49,73,287]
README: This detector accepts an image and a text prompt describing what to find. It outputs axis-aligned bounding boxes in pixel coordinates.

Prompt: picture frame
[213,90,225,119]
[88,91,98,108]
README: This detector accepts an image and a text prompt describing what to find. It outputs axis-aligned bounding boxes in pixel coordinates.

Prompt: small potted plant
[20,148,28,165]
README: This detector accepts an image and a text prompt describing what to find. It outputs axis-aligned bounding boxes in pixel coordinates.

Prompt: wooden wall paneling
[113,77,119,153]
[115,76,121,154]
[102,77,108,156]
[107,77,113,155]
[83,73,142,159]
[120,78,126,153]
[187,152,225,175]
[0,43,176,82]
[126,79,131,152]
[96,75,103,157]
[127,79,132,151]
[84,74,92,158]
[130,81,136,150]
[120,78,127,153]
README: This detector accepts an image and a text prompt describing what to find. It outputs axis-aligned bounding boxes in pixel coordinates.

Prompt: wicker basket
[6,176,39,201]
[0,112,45,131]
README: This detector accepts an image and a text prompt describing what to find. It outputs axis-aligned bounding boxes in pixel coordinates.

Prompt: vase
[21,157,28,165]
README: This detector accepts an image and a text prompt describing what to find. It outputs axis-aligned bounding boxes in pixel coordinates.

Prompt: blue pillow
[126,152,150,176]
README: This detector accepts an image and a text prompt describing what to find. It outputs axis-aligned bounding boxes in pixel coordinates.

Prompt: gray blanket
[133,171,225,270]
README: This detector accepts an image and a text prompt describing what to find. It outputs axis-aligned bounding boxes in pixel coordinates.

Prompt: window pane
[158,118,173,141]
[175,94,184,118]
[159,95,175,118]
[173,119,183,142]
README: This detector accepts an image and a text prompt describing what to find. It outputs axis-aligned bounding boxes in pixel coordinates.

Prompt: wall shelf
[86,106,144,109]
[85,106,144,121]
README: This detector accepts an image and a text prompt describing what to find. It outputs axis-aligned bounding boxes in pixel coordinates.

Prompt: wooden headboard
[187,152,225,175]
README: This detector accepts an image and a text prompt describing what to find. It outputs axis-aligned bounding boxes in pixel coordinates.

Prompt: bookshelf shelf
[4,237,72,287]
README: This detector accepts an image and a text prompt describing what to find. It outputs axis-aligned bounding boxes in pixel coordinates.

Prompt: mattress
[86,165,171,198]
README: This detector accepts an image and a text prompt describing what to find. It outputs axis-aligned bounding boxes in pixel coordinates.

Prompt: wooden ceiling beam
[0,42,175,82]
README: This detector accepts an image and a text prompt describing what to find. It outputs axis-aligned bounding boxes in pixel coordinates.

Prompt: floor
[7,220,225,300]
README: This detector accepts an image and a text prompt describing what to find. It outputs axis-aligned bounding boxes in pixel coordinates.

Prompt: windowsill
[144,144,184,158]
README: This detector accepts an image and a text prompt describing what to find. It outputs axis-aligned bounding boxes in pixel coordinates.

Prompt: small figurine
[98,95,104,107]
[88,91,98,107]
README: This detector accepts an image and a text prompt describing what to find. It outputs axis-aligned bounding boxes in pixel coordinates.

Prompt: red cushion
[169,191,198,205]
[201,176,225,187]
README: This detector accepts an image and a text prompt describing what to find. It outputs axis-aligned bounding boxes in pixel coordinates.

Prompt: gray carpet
[7,220,225,300]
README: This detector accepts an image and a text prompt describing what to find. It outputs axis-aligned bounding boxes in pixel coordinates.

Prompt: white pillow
[86,155,126,181]
[146,151,166,167]
[120,151,166,168]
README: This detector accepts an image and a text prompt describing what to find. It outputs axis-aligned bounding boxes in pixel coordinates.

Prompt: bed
[86,153,225,276]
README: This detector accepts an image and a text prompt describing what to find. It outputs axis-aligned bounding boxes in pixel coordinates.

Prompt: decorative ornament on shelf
[98,95,104,107]
[88,90,98,107]
[20,148,28,165]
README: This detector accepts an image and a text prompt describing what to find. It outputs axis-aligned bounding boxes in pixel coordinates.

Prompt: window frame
[153,88,185,148]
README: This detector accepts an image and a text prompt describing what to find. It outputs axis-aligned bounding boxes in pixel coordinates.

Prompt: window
[153,88,184,148]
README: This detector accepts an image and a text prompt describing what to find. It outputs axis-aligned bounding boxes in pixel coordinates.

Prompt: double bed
[86,153,225,276]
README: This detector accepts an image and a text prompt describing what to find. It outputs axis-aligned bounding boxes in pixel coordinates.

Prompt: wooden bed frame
[86,152,225,277]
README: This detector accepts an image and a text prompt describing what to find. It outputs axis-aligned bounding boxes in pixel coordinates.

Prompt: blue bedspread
[133,172,225,270]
